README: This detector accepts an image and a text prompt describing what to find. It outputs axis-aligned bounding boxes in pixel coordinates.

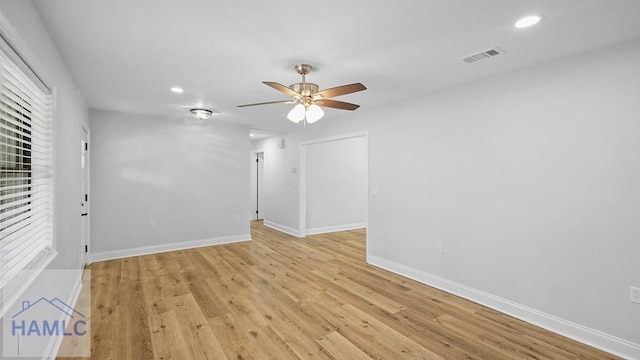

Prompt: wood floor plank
[245,280,338,339]
[179,270,229,318]
[59,221,623,360]
[141,271,191,302]
[209,311,300,360]
[149,311,193,359]
[315,331,374,360]
[325,303,445,360]
[311,268,406,314]
[227,286,332,360]
[164,294,229,360]
[209,312,257,360]
[114,303,154,359]
[119,256,141,282]
[435,313,554,360]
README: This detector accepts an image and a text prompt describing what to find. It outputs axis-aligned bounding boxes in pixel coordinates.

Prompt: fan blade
[263,81,301,98]
[315,99,360,111]
[314,83,366,99]
[237,100,295,108]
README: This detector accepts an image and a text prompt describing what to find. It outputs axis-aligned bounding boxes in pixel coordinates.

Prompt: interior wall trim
[306,222,367,236]
[90,234,251,263]
[367,255,640,360]
[263,220,302,238]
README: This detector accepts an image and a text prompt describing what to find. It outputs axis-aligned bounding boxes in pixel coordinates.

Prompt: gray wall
[89,110,251,258]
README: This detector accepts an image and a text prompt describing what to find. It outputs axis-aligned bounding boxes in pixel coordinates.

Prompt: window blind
[0,38,53,291]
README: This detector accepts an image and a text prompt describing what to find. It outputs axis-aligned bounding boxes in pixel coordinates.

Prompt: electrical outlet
[148,220,156,229]
[631,286,640,304]
[437,242,444,254]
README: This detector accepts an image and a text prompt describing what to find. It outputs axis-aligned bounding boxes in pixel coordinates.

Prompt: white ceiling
[32,0,640,132]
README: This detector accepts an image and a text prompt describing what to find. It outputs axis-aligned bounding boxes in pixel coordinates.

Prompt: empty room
[1,1,639,359]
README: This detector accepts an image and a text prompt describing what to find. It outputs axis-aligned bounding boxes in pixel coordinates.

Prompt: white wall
[305,135,367,234]
[89,110,251,260]
[259,39,640,357]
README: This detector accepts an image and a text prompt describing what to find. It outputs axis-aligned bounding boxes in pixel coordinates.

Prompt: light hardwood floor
[59,221,620,359]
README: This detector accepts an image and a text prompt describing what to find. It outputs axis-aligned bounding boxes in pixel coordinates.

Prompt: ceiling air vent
[461,47,505,64]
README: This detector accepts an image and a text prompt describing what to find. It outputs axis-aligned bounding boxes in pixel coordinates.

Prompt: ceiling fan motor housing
[289,82,319,98]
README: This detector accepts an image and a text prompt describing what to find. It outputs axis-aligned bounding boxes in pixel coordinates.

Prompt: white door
[257,152,265,220]
[80,126,89,264]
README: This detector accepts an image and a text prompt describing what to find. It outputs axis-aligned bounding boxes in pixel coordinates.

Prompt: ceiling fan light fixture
[287,103,305,123]
[305,104,324,124]
[190,108,213,120]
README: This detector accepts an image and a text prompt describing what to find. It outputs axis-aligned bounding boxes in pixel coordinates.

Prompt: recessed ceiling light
[170,87,184,93]
[515,15,542,29]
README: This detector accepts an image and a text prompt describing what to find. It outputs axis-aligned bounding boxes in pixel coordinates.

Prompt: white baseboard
[43,269,84,359]
[367,255,640,360]
[90,234,252,263]
[263,220,302,238]
[306,222,367,236]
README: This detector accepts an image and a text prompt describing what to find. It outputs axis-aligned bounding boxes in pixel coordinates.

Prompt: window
[0,36,53,294]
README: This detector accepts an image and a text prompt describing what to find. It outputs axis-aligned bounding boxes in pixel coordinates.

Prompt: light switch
[371,187,380,197]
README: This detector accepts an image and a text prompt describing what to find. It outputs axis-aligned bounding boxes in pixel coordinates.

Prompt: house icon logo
[11,297,87,337]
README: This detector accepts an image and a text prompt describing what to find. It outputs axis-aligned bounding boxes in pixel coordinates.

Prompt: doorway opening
[298,132,368,238]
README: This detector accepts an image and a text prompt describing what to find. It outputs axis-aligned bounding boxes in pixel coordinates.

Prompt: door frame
[256,152,265,220]
[80,123,91,265]
[250,150,265,221]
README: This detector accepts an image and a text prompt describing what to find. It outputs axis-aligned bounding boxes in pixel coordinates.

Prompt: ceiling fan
[237,64,366,124]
